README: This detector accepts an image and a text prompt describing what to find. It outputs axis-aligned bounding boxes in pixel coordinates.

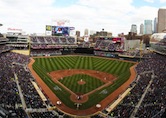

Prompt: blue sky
[132,0,163,7]
[0,0,166,36]
[53,0,78,7]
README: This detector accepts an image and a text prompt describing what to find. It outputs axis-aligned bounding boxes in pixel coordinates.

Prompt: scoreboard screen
[52,26,70,36]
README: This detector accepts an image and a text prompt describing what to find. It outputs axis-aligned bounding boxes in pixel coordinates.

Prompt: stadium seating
[0,46,165,117]
[0,52,69,117]
[30,49,62,56]
[108,53,166,117]
[94,39,123,51]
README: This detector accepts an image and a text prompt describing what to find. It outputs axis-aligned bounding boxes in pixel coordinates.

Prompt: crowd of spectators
[30,112,58,118]
[37,37,45,43]
[94,40,102,48]
[151,36,166,55]
[0,45,12,53]
[30,36,75,45]
[120,49,141,57]
[77,42,91,48]
[30,49,62,56]
[94,39,123,51]
[14,65,46,108]
[30,36,77,49]
[0,51,71,117]
[99,41,110,50]
[52,37,59,43]
[107,43,116,51]
[0,52,27,117]
[68,37,75,44]
[0,35,12,53]
[1,47,166,117]
[59,37,67,44]
[108,53,166,117]
[31,44,47,49]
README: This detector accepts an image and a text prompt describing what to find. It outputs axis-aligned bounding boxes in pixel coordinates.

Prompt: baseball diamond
[28,55,137,116]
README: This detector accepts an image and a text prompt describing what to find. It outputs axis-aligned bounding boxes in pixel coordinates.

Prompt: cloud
[0,0,162,36]
[144,0,155,3]
[160,0,166,3]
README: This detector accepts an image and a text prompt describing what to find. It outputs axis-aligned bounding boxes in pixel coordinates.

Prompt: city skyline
[0,0,166,36]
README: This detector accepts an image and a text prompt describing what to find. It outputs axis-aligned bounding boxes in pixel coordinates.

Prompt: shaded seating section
[30,36,75,45]
[37,37,45,43]
[30,112,58,118]
[59,37,67,44]
[67,37,75,44]
[30,36,77,50]
[30,49,62,56]
[52,37,59,43]
[45,37,52,43]
[30,36,38,43]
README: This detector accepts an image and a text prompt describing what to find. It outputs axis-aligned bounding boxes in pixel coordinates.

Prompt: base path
[28,58,137,116]
[49,69,115,104]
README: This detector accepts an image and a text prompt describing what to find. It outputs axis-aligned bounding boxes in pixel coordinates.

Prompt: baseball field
[29,55,136,116]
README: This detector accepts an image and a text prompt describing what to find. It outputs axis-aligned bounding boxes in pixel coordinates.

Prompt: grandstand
[29,36,77,56]
[0,22,166,117]
[6,33,29,50]
[150,33,166,55]
[0,32,12,53]
[94,37,123,51]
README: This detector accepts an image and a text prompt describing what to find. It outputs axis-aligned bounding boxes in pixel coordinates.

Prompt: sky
[0,0,166,36]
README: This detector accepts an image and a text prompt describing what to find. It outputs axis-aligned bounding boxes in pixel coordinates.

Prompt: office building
[158,8,166,33]
[144,20,152,34]
[154,17,157,33]
[76,31,80,37]
[140,23,144,34]
[130,24,137,34]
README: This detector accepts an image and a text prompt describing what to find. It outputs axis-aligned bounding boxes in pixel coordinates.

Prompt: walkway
[130,71,155,118]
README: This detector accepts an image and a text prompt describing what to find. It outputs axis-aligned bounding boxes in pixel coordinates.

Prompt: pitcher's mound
[77,79,86,85]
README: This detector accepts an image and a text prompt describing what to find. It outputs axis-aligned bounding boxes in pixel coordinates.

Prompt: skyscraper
[140,23,144,34]
[158,8,166,33]
[84,28,89,36]
[76,31,80,37]
[130,24,137,34]
[154,17,157,33]
[144,20,152,34]
[84,28,89,42]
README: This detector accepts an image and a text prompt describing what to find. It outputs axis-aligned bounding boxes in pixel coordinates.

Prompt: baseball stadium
[0,23,166,118]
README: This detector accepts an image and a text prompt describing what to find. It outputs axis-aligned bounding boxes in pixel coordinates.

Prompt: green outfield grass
[32,55,135,110]
[59,74,105,94]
